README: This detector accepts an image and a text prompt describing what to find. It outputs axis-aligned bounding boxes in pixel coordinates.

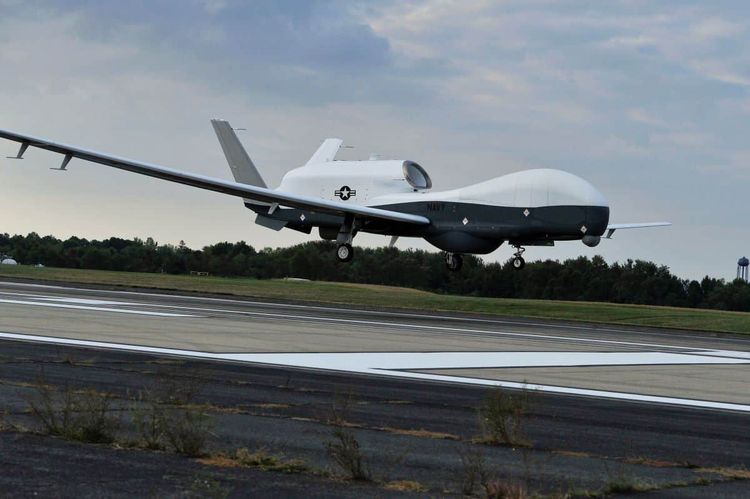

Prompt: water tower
[738,257,749,282]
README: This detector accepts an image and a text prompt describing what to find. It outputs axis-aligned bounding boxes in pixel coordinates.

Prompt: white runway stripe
[0,298,196,317]
[0,331,748,413]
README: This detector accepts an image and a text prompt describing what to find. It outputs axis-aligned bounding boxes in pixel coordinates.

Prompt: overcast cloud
[0,0,748,280]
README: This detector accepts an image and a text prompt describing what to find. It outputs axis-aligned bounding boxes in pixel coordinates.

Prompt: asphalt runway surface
[1,279,749,411]
[1,279,750,496]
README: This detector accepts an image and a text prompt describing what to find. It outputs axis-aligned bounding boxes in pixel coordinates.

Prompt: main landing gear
[445,252,463,272]
[336,243,354,262]
[511,245,525,270]
[335,214,356,263]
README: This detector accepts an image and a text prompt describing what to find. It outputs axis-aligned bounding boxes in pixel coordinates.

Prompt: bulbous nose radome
[541,169,609,208]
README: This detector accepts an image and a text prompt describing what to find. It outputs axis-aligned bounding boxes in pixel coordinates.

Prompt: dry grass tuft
[381,427,460,440]
[197,455,240,468]
[484,479,528,499]
[623,457,686,468]
[383,480,427,492]
[252,403,290,409]
[553,450,591,458]
[696,467,750,480]
[234,448,309,473]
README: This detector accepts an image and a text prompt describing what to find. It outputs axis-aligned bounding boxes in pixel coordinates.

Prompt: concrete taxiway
[1,279,749,412]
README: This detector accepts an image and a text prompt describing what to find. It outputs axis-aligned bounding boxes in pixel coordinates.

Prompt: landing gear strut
[336,243,354,262]
[335,214,356,263]
[445,252,463,272]
[511,245,526,270]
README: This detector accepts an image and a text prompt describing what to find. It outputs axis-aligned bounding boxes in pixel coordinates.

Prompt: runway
[1,279,749,412]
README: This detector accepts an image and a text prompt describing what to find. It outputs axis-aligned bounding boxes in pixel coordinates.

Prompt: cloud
[0,0,749,280]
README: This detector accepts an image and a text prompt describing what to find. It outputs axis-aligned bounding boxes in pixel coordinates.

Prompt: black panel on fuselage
[246,202,609,254]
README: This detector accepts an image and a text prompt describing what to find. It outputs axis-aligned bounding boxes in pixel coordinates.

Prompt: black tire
[512,256,525,270]
[336,243,354,263]
[446,253,463,272]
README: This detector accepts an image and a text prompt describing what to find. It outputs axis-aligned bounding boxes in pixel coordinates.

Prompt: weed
[484,479,528,499]
[129,373,213,456]
[27,374,119,443]
[478,387,531,447]
[454,444,490,496]
[162,405,213,457]
[154,371,204,406]
[453,444,531,497]
[325,427,371,481]
[599,460,655,495]
[327,390,355,426]
[324,391,371,481]
[131,390,166,450]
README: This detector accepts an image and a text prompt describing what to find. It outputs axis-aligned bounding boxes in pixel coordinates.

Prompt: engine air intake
[403,161,432,189]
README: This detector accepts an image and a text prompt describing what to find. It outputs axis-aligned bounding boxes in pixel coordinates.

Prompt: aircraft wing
[605,222,671,238]
[0,128,430,225]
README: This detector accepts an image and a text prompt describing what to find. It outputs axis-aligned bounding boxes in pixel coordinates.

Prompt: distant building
[1,257,18,265]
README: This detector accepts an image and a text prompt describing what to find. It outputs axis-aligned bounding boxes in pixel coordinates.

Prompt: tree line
[2,232,749,312]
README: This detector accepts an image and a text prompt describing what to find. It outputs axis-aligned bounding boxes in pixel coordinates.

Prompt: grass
[3,264,750,334]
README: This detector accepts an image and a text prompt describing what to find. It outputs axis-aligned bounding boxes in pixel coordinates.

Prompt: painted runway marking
[0,331,748,412]
[0,289,707,352]
[0,298,196,317]
[0,292,132,306]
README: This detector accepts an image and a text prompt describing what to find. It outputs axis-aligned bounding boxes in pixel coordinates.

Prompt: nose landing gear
[445,252,463,271]
[511,245,526,270]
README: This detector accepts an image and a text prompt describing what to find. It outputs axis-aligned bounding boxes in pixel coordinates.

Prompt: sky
[0,0,748,281]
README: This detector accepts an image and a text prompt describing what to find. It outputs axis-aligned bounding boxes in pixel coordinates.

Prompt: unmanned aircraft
[0,121,669,271]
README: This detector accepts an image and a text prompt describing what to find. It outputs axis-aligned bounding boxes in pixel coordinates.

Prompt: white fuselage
[278,160,609,211]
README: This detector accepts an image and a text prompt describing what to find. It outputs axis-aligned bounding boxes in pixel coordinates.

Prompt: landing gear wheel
[445,253,463,272]
[511,244,526,270]
[336,243,353,263]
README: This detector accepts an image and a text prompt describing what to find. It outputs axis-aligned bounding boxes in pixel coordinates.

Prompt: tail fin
[211,119,267,188]
[306,138,343,165]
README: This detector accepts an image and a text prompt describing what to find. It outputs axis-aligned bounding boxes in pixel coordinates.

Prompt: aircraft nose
[542,169,609,208]
[585,205,610,236]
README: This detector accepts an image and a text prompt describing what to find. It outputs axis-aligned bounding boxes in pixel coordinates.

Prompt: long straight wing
[605,222,671,238]
[0,128,430,226]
